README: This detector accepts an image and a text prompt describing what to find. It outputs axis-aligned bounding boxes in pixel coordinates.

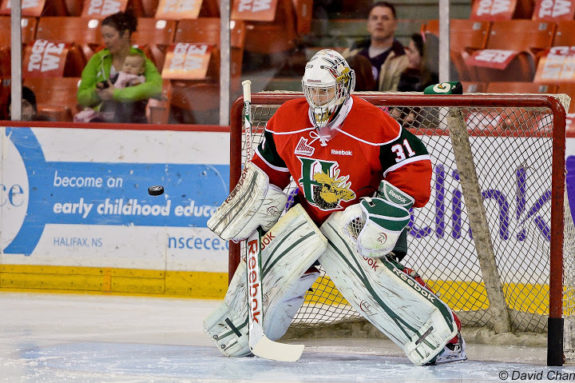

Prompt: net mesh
[235,93,574,346]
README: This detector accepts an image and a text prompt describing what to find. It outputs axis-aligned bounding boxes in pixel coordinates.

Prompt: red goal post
[228,92,572,366]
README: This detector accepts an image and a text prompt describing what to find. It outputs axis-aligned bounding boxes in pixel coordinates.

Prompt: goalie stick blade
[250,335,304,362]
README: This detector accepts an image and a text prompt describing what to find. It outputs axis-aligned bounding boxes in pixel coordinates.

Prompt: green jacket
[77,47,162,108]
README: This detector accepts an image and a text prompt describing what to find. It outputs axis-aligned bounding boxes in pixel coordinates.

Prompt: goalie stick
[241,80,305,362]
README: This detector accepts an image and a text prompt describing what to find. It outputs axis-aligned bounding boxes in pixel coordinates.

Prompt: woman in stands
[76,11,162,123]
[393,33,439,128]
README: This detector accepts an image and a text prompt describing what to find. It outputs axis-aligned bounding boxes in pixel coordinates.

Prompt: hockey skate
[426,333,467,365]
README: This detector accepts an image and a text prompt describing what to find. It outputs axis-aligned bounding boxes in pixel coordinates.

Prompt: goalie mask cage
[229,92,575,366]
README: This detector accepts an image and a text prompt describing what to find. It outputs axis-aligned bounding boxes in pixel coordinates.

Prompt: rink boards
[0,123,574,299]
[0,124,231,298]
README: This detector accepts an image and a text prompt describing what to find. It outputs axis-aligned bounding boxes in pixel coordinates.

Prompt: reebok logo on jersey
[331,149,352,156]
[295,137,315,156]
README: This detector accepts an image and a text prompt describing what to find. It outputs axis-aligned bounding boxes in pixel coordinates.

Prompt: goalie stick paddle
[242,80,304,362]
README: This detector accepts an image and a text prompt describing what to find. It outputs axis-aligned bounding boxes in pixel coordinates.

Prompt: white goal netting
[231,92,575,364]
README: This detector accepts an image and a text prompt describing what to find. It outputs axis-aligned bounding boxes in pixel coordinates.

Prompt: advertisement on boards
[0,126,230,273]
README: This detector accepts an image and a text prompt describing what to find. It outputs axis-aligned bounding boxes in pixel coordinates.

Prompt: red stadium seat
[132,18,177,71]
[170,81,220,125]
[532,0,575,21]
[471,20,556,82]
[237,0,298,55]
[154,0,219,19]
[553,20,575,47]
[0,16,38,47]
[64,0,84,16]
[131,0,160,17]
[36,16,104,64]
[174,18,246,82]
[0,0,68,16]
[169,18,247,124]
[199,0,219,17]
[423,19,490,81]
[470,0,534,20]
[23,77,82,121]
[0,17,38,77]
[147,79,172,124]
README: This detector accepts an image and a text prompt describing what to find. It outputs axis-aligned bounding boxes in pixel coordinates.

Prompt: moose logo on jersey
[298,157,355,210]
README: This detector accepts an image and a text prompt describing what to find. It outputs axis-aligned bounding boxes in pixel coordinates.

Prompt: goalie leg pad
[319,210,458,365]
[204,204,326,357]
[207,162,288,241]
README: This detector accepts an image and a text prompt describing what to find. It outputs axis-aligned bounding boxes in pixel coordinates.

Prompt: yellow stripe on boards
[0,264,227,299]
[305,275,568,316]
[2,264,571,316]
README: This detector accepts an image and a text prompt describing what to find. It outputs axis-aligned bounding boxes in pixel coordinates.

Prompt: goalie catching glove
[355,180,414,258]
[207,162,288,241]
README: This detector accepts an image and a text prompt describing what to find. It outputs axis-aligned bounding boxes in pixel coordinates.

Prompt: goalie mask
[302,49,356,129]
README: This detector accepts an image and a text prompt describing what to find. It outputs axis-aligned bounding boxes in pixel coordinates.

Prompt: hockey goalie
[203,49,466,366]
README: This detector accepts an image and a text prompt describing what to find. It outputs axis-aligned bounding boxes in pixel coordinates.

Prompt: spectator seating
[237,0,298,57]
[154,0,219,19]
[35,16,103,66]
[168,18,246,124]
[147,78,172,124]
[64,0,84,16]
[80,0,129,18]
[532,0,575,21]
[170,81,220,125]
[469,0,534,20]
[486,81,558,94]
[423,19,491,82]
[199,0,220,18]
[0,16,38,77]
[0,0,69,17]
[132,0,159,17]
[132,18,176,71]
[461,81,487,93]
[470,20,556,82]
[552,20,575,46]
[23,77,81,121]
[173,18,246,79]
[557,83,575,114]
[0,78,9,120]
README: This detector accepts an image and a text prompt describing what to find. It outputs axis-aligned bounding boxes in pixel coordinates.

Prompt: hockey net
[228,92,575,365]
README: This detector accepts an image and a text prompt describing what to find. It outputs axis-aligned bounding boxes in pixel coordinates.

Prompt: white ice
[1,292,574,383]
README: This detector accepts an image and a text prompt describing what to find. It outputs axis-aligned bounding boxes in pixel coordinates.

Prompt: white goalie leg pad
[207,162,288,241]
[203,204,326,357]
[319,209,458,365]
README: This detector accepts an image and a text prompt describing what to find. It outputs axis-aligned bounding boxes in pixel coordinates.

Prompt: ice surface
[1,292,574,383]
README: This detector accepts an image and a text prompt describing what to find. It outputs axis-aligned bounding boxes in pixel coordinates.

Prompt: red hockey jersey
[252,95,432,224]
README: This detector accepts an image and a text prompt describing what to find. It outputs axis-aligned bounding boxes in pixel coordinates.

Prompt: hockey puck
[148,185,164,196]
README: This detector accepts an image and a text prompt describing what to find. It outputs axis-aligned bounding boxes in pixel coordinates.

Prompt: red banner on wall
[466,49,519,69]
[23,40,71,78]
[534,46,575,82]
[0,0,45,16]
[81,0,128,18]
[232,0,278,21]
[471,0,517,20]
[155,0,203,19]
[162,43,213,80]
[533,0,575,21]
